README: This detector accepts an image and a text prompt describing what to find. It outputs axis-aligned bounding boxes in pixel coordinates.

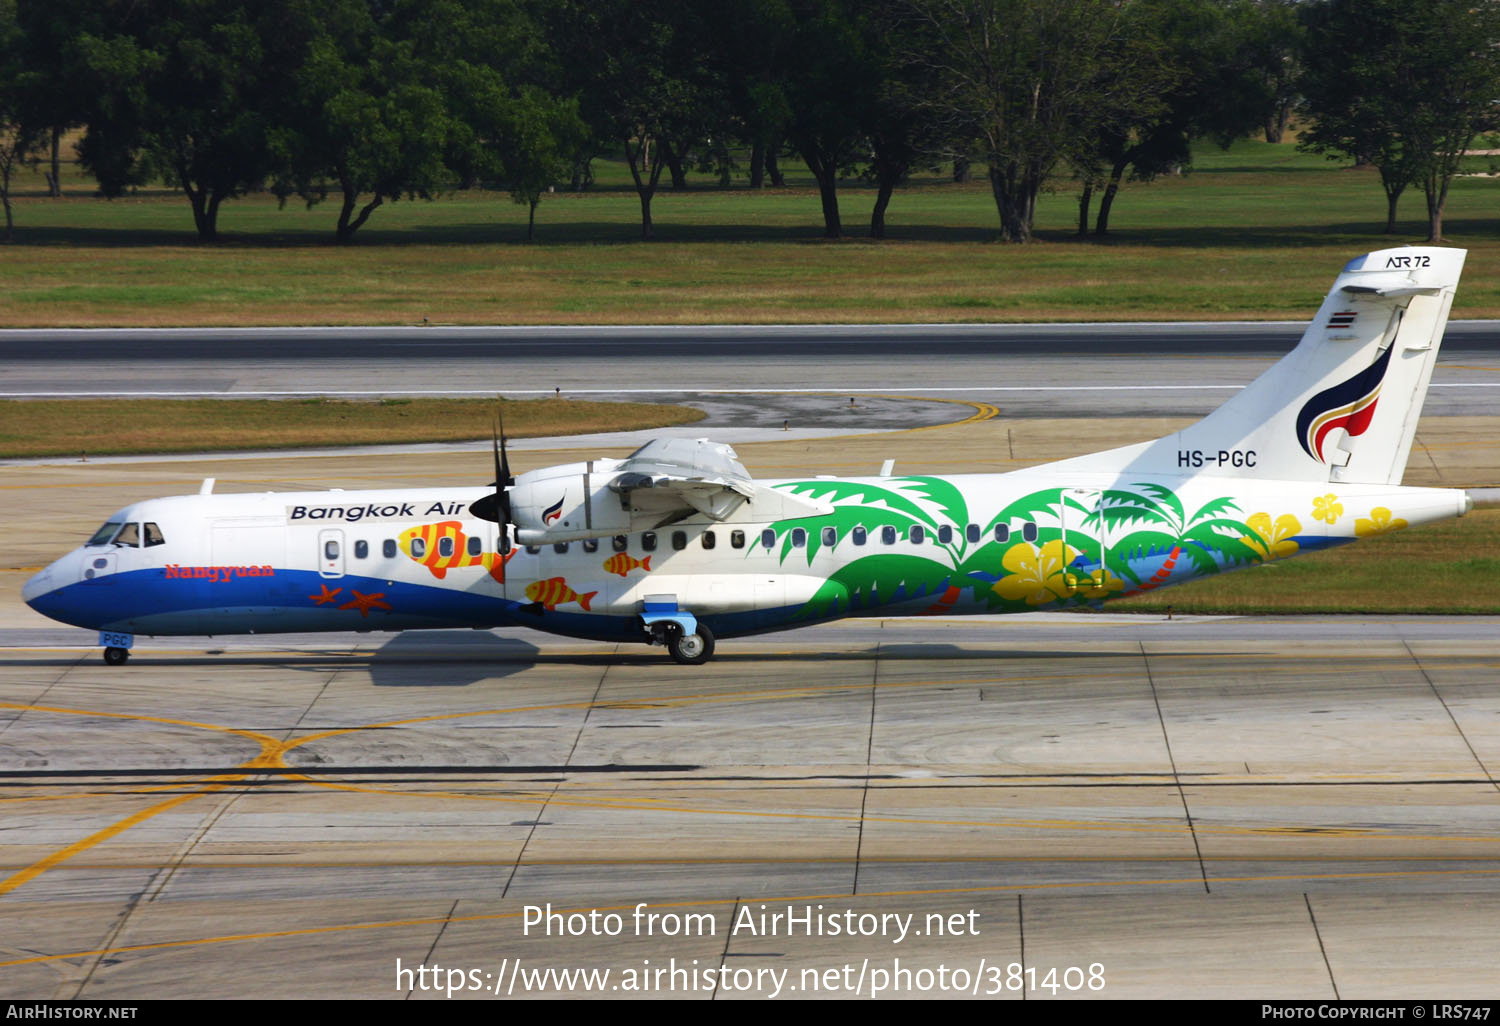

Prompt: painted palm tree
[766,477,983,618]
[1081,483,1262,589]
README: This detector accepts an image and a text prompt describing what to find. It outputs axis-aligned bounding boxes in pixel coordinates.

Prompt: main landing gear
[667,623,715,665]
[645,619,716,665]
[103,646,130,665]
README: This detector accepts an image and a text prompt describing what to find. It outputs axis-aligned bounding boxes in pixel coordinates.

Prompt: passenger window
[966,524,981,544]
[910,525,925,544]
[672,531,687,551]
[553,542,569,553]
[144,522,166,547]
[822,526,837,546]
[702,531,716,550]
[383,539,397,558]
[994,524,1010,543]
[583,538,599,553]
[730,530,745,549]
[354,540,368,559]
[852,526,867,546]
[324,539,339,560]
[612,535,628,552]
[411,537,426,558]
[761,529,776,549]
[791,528,807,548]
[439,537,454,558]
[1022,521,1038,542]
[114,522,141,547]
[468,536,482,556]
[938,525,953,544]
[881,525,897,545]
[642,532,657,552]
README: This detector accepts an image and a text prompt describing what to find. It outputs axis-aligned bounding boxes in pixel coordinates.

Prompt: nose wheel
[103,646,130,666]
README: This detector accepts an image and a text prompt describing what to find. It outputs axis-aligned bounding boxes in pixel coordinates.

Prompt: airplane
[22,246,1474,666]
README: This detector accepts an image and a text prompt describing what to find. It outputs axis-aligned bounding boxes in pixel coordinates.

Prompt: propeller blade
[497,410,514,525]
[470,410,515,552]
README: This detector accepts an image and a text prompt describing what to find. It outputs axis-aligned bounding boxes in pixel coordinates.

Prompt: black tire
[667,624,715,665]
[103,646,130,666]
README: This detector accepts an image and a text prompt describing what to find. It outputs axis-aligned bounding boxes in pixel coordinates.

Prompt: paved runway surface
[5,322,1499,418]
[1,617,1497,999]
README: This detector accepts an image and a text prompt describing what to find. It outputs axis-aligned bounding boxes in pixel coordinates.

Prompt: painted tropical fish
[602,553,652,577]
[399,521,514,583]
[525,577,597,611]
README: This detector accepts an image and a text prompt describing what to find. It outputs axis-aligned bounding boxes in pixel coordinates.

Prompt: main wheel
[103,646,130,666]
[667,624,715,665]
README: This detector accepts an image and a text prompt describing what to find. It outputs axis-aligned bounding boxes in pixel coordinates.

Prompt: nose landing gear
[103,646,130,665]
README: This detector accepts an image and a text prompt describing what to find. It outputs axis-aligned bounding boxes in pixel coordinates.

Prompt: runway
[2,323,1499,998]
[4,322,1499,418]
[1,617,1498,999]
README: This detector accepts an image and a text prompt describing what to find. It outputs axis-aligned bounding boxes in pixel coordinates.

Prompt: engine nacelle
[501,461,631,544]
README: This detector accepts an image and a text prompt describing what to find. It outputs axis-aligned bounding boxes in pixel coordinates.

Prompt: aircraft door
[1059,488,1110,596]
[318,529,345,579]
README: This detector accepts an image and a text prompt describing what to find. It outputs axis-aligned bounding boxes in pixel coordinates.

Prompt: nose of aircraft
[22,551,76,618]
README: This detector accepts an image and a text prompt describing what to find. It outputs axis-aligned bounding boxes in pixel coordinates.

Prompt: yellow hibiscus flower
[1074,567,1126,598]
[1312,493,1343,524]
[993,540,1080,605]
[1356,506,1408,537]
[1241,512,1301,562]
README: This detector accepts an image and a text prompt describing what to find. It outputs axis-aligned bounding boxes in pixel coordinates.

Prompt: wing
[507,438,829,543]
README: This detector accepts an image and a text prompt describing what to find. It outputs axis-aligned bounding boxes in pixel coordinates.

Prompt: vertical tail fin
[1046,247,1465,484]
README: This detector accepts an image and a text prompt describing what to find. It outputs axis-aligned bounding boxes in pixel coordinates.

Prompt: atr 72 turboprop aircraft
[23,247,1474,665]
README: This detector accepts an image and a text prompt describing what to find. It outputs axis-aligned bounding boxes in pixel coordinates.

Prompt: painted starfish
[308,584,343,605]
[338,589,392,617]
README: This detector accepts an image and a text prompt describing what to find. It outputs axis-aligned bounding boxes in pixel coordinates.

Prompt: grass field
[6,140,1500,326]
[0,397,705,458]
[1113,505,1500,615]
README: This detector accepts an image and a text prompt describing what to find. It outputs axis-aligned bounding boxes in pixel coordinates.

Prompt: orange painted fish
[602,553,651,577]
[398,521,514,583]
[525,577,597,612]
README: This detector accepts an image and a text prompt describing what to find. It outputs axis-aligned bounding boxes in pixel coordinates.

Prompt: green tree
[271,0,461,242]
[781,0,880,238]
[15,0,105,197]
[1298,0,1500,241]
[1298,0,1420,233]
[0,0,40,239]
[548,0,721,240]
[492,87,585,240]
[74,0,293,241]
[909,0,1165,242]
[1068,0,1181,237]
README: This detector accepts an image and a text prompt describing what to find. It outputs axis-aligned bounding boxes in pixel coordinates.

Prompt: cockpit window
[113,522,141,547]
[87,522,124,546]
[144,522,165,547]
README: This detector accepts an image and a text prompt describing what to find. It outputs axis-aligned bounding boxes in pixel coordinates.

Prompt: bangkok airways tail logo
[1295,345,1394,464]
[542,495,565,525]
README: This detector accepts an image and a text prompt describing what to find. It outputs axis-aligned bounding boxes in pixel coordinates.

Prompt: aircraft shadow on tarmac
[365,630,542,686]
